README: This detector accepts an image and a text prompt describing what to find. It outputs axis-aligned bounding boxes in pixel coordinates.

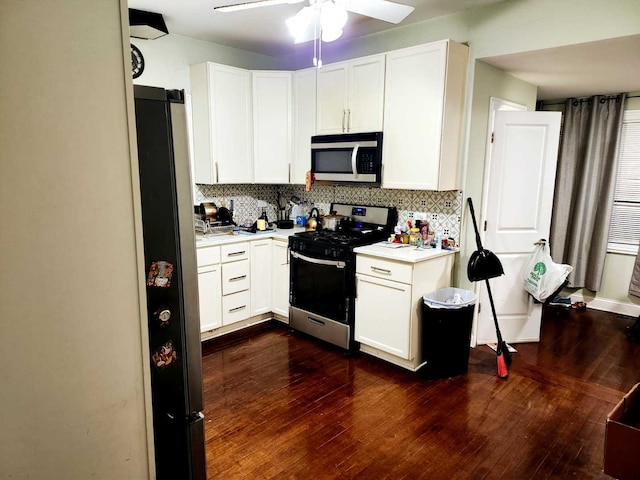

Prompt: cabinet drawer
[221,259,250,295]
[356,256,413,284]
[221,242,249,263]
[222,290,251,326]
[196,245,221,267]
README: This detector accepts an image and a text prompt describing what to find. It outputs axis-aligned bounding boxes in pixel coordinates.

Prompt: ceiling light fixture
[129,9,169,40]
[286,0,348,68]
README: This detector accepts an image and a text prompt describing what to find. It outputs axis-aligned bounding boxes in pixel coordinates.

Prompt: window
[608,110,640,254]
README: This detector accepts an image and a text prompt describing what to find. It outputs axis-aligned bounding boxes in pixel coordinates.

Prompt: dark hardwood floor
[201,307,640,479]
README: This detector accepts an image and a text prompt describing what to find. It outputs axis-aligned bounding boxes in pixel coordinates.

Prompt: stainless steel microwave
[311,132,382,184]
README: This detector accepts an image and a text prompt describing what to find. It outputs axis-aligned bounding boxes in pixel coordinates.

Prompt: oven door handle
[291,251,346,269]
[351,143,360,178]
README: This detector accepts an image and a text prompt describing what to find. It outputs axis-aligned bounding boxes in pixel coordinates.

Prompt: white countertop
[195,226,304,247]
[353,242,458,263]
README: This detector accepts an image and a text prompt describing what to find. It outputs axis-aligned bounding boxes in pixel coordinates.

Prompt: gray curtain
[549,94,626,291]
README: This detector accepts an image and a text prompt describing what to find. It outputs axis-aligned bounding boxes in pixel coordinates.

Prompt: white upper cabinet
[190,62,253,184]
[316,54,385,134]
[253,71,292,184]
[291,68,316,185]
[381,40,468,191]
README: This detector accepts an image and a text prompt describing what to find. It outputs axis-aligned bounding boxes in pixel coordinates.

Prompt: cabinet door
[190,63,216,184]
[197,265,222,333]
[250,240,272,316]
[316,62,348,134]
[348,55,385,133]
[271,240,290,318]
[221,259,250,295]
[210,63,253,183]
[222,290,251,326]
[292,68,316,184]
[382,42,448,190]
[253,71,291,184]
[355,274,412,359]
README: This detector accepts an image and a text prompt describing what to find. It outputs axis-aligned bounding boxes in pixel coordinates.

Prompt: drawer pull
[229,305,246,313]
[227,251,246,257]
[229,275,247,282]
[371,266,392,274]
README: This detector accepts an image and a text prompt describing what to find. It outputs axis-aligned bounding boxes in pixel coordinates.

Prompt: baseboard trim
[565,291,640,318]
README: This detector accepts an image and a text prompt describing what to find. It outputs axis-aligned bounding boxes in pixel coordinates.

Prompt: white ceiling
[480,35,640,100]
[127,0,504,57]
[127,0,640,100]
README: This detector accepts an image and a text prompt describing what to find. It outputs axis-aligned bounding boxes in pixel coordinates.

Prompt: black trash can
[420,288,476,378]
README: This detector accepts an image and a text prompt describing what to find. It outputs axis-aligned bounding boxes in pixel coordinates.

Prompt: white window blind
[608,110,640,254]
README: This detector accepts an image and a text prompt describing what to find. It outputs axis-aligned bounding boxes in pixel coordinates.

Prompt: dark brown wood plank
[201,307,640,479]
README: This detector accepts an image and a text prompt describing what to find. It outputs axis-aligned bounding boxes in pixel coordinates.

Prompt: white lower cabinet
[221,247,251,326]
[197,263,222,332]
[222,289,251,326]
[196,245,222,333]
[355,275,411,359]
[354,253,454,370]
[271,240,290,319]
[250,239,272,316]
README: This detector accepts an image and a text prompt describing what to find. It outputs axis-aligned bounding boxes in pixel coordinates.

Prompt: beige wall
[0,1,151,478]
[132,33,277,92]
[275,0,640,70]
[455,60,538,290]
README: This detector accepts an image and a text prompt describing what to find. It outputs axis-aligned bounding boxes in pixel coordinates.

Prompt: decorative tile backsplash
[195,183,463,243]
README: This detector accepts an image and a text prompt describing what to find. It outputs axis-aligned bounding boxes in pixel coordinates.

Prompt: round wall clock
[131,44,144,79]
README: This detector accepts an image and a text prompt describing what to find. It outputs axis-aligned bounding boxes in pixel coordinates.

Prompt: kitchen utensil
[277,191,288,210]
[322,213,347,231]
[217,207,234,225]
[466,198,504,281]
[199,202,217,222]
[305,207,320,231]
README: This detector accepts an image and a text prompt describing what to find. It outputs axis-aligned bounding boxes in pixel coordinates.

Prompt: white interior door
[475,110,561,345]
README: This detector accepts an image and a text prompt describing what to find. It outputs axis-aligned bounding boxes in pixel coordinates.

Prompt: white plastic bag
[523,242,573,302]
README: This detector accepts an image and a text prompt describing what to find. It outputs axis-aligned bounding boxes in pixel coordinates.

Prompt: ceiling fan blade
[286,6,320,44]
[345,0,414,24]
[214,0,304,13]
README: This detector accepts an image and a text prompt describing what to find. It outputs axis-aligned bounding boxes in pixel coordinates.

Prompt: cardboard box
[604,383,640,480]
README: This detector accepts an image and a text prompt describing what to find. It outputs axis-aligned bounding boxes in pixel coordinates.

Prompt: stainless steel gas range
[288,203,397,350]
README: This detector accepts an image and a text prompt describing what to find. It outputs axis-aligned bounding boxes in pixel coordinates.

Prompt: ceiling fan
[213,0,415,45]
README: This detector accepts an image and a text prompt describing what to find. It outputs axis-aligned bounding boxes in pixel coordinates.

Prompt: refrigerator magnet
[147,261,174,287]
[151,341,178,370]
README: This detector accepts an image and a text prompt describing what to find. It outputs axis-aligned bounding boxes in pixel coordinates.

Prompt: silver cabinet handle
[288,163,291,183]
[342,109,346,132]
[215,162,219,183]
[371,266,391,274]
[229,275,247,282]
[227,251,246,257]
[229,305,246,313]
[347,109,351,132]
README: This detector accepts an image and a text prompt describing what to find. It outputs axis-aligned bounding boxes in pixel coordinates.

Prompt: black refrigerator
[133,85,207,480]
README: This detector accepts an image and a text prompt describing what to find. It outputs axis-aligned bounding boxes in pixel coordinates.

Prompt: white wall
[132,33,277,92]
[0,1,151,478]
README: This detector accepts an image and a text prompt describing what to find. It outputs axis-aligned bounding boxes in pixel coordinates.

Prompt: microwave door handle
[351,144,360,178]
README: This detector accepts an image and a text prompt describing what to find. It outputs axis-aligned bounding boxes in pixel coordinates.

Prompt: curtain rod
[539,94,640,107]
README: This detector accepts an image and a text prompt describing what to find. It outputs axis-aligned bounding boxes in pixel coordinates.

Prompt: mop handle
[467,198,484,251]
[484,278,504,346]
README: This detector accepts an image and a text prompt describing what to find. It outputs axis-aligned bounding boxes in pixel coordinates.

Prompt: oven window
[290,253,349,322]
[312,149,353,173]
